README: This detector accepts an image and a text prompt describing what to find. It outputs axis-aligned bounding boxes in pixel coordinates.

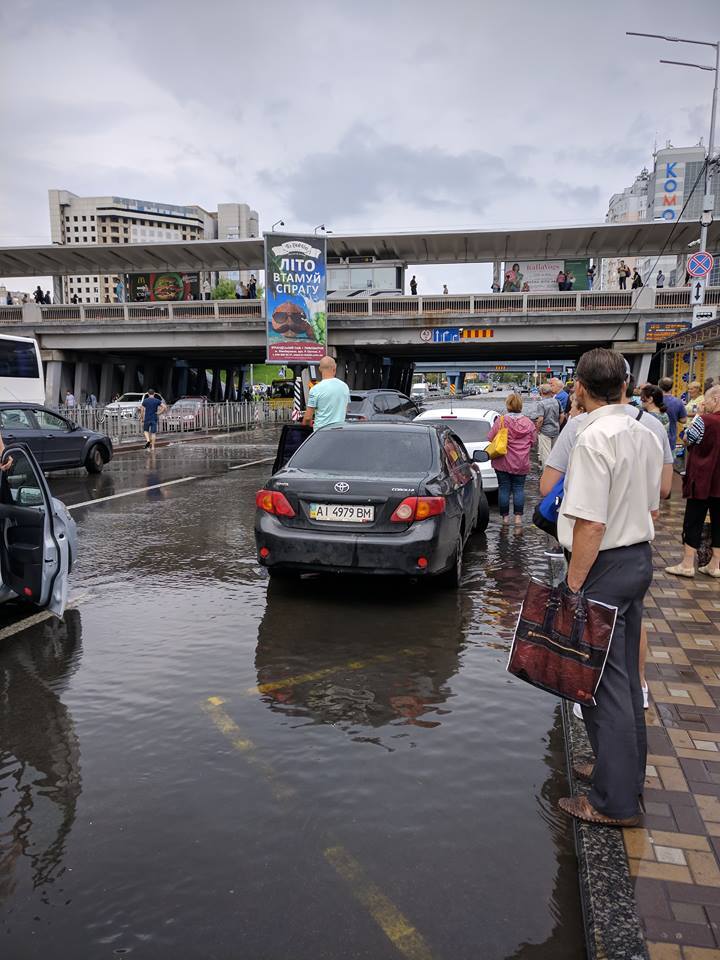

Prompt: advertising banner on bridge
[510,260,564,291]
[265,233,327,364]
[126,272,200,301]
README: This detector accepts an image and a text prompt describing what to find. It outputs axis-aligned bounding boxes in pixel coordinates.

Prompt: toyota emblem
[334,481,350,493]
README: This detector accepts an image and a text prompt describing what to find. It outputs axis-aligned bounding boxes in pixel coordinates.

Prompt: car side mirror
[473,450,490,463]
[18,487,44,506]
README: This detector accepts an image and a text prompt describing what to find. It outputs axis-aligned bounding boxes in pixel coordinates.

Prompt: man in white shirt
[555,349,663,827]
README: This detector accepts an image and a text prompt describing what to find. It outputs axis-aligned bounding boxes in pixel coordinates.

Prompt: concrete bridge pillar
[176,365,189,398]
[211,367,223,401]
[162,363,175,402]
[45,360,63,407]
[99,362,115,404]
[73,361,90,403]
[123,361,138,393]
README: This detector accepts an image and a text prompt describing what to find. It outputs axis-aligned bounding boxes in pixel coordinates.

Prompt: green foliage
[212,279,237,300]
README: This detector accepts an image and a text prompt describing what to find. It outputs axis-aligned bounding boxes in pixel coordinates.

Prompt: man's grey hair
[540,383,552,395]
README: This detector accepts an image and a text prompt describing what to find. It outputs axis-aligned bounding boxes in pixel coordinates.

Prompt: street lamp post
[627,32,719,273]
[271,219,285,231]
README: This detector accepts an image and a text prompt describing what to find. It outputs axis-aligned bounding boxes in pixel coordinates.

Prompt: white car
[0,444,73,617]
[414,406,499,492]
[103,392,167,420]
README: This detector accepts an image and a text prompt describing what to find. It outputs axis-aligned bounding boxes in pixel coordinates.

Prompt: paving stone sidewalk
[624,490,720,959]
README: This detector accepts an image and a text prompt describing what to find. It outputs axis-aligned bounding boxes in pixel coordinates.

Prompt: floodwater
[0,413,585,959]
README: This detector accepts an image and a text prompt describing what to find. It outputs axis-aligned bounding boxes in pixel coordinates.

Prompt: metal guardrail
[0,289,715,326]
[56,400,292,444]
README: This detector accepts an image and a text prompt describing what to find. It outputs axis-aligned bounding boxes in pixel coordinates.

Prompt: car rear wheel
[85,444,106,474]
[437,537,463,589]
[475,492,490,533]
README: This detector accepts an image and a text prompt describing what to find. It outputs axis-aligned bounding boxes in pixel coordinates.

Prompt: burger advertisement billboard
[265,234,327,363]
[126,272,200,301]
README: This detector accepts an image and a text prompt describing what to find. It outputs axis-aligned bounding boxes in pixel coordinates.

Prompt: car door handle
[5,434,15,440]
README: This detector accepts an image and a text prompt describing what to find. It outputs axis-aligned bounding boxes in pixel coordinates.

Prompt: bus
[0,334,45,404]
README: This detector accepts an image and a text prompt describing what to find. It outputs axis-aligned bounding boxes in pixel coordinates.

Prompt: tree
[212,278,237,300]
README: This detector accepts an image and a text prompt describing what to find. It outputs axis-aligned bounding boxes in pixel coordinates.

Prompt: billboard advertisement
[265,234,327,363]
[126,272,200,301]
[506,260,591,291]
[653,158,686,221]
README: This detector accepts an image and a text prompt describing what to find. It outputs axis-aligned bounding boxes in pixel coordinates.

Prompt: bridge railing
[55,400,291,444]
[0,289,716,325]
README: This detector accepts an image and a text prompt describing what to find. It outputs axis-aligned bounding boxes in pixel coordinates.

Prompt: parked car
[256,421,490,585]
[163,397,206,431]
[0,404,113,474]
[104,392,167,419]
[346,389,420,421]
[0,443,74,616]
[413,407,499,492]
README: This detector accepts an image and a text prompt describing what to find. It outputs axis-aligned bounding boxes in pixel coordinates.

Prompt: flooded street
[0,412,585,959]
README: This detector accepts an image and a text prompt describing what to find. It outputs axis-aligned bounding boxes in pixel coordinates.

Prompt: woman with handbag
[486,393,536,526]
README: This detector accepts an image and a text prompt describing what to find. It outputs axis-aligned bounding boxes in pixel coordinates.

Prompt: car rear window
[289,429,434,475]
[424,419,492,442]
[347,395,366,413]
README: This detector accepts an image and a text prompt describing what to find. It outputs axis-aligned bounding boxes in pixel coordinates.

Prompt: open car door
[0,445,71,617]
[272,423,312,474]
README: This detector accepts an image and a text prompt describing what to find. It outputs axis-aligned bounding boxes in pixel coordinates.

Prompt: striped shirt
[686,416,705,446]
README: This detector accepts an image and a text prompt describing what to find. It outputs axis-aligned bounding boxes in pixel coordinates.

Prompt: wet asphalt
[0,401,585,960]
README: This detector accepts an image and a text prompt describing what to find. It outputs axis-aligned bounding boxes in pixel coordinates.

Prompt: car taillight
[255,489,296,517]
[390,497,445,523]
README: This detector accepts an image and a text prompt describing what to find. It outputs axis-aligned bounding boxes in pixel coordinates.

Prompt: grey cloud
[259,125,538,220]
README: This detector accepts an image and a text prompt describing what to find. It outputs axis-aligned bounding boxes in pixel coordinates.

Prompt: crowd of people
[484,356,719,828]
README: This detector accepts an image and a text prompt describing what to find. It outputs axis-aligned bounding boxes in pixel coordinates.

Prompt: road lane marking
[324,846,435,960]
[0,593,92,642]
[67,475,199,510]
[202,696,294,801]
[246,648,423,696]
[201,699,438,960]
[228,457,274,470]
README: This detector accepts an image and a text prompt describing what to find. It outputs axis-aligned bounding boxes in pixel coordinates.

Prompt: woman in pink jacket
[486,393,537,525]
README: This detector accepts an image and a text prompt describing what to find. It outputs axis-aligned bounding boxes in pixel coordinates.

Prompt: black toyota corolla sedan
[255,422,490,586]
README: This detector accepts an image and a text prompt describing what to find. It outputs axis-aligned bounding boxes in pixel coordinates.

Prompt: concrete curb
[561,701,648,960]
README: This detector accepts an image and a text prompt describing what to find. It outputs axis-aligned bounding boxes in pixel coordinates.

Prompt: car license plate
[309,503,375,523]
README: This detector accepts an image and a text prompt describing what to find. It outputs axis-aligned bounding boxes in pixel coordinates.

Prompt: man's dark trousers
[579,541,653,819]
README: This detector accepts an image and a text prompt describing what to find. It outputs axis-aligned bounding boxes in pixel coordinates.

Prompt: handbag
[507,579,618,706]
[486,415,508,459]
[532,475,565,538]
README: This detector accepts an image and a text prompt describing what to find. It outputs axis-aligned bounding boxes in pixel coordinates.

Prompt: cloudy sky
[1,0,718,292]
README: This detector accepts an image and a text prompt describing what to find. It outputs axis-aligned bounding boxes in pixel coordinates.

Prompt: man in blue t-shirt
[303,356,349,431]
[550,377,569,425]
[139,389,166,450]
[658,376,687,449]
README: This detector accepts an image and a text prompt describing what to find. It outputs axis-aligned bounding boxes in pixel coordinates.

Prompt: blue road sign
[430,327,461,343]
[687,251,714,279]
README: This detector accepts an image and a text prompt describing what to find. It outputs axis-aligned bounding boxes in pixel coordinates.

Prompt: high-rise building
[216,203,260,285]
[48,191,259,302]
[600,167,649,289]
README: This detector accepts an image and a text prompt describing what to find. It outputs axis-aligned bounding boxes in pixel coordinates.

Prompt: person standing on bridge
[617,261,631,290]
[586,264,596,290]
[656,270,665,289]
[303,356,349,431]
[140,389,167,451]
[632,269,644,290]
[33,285,44,304]
[555,269,567,291]
[410,276,418,296]
[202,278,211,300]
[442,284,449,295]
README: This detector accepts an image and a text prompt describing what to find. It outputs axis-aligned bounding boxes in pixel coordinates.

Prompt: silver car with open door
[0,445,72,617]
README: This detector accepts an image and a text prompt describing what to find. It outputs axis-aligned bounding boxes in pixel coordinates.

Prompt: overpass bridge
[0,287,713,404]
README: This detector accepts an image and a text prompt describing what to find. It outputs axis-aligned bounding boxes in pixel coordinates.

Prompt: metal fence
[57,400,293,445]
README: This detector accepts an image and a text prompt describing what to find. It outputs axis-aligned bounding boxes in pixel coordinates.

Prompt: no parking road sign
[687,251,714,279]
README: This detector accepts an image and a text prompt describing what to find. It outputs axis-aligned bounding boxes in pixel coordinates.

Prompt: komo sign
[687,252,714,279]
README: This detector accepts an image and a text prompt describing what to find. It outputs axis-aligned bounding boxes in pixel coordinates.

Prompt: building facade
[48,191,259,302]
[600,167,649,290]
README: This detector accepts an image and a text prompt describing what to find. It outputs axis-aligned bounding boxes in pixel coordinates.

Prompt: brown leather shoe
[558,794,640,827]
[572,762,594,783]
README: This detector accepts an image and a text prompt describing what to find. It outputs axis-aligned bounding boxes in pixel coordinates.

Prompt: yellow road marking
[247,648,422,696]
[324,846,435,960]
[202,696,294,801]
